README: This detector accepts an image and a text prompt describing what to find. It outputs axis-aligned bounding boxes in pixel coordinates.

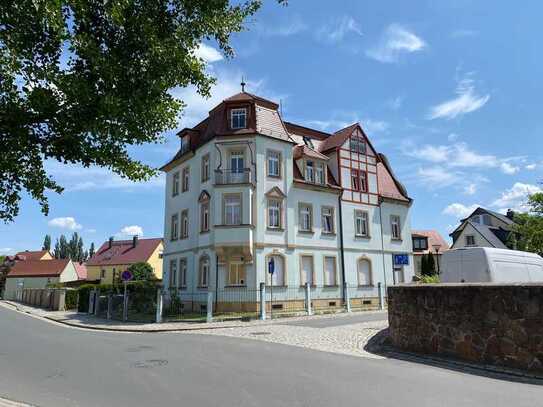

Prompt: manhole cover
[250,332,271,336]
[132,359,168,369]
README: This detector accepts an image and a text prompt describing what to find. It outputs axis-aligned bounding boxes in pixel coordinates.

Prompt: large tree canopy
[0,0,280,221]
[511,192,543,256]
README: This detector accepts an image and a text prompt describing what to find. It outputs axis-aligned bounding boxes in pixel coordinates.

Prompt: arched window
[199,255,210,288]
[266,254,285,286]
[357,258,372,286]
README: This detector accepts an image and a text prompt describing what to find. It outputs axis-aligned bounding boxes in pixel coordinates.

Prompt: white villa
[161,89,414,311]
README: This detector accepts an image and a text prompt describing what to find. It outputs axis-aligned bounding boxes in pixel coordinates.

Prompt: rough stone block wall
[388,284,543,372]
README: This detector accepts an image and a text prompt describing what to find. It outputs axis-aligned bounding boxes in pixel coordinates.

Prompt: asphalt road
[280,310,388,328]
[0,306,541,407]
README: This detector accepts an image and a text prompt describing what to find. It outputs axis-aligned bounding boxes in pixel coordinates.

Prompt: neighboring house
[74,262,88,281]
[450,207,516,249]
[0,250,53,297]
[160,88,414,310]
[4,259,78,300]
[411,230,449,275]
[86,236,164,284]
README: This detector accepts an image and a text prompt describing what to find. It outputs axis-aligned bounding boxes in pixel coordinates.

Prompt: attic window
[303,136,314,149]
[350,136,366,154]
[231,108,247,129]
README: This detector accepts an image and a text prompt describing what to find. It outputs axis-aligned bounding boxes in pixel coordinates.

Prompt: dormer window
[315,163,325,185]
[305,160,325,185]
[350,135,366,154]
[180,135,190,154]
[305,161,315,183]
[231,108,247,129]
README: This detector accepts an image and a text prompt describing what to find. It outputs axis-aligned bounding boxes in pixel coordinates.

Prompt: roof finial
[241,76,246,92]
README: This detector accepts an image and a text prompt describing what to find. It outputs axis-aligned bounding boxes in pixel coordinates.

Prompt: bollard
[305,282,313,316]
[123,287,129,322]
[344,282,352,313]
[378,282,384,310]
[94,290,100,316]
[155,288,163,324]
[206,292,213,323]
[259,282,266,320]
[88,290,95,314]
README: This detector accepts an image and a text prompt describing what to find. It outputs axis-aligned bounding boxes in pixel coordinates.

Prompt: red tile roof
[376,160,410,202]
[412,230,450,254]
[293,145,330,161]
[15,250,51,261]
[318,123,358,152]
[86,238,162,266]
[7,259,70,278]
[74,262,88,280]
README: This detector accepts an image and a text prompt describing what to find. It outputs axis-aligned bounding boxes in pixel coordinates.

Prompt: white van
[441,247,543,283]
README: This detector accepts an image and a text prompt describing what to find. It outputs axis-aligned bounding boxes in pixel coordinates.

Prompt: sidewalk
[0,300,387,333]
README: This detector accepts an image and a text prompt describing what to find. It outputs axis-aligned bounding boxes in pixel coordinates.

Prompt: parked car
[440,247,543,283]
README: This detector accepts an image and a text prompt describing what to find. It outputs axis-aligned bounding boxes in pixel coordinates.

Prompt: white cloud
[464,183,477,195]
[416,166,462,187]
[443,203,480,218]
[491,182,542,212]
[525,163,537,170]
[0,248,15,255]
[317,16,362,43]
[193,43,223,63]
[428,77,490,120]
[447,133,460,142]
[259,18,307,37]
[366,24,426,63]
[500,162,520,175]
[48,217,82,231]
[304,115,388,135]
[115,225,144,238]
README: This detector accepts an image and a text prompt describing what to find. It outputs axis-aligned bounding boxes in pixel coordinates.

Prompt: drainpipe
[338,193,347,302]
[379,199,389,291]
[215,255,219,313]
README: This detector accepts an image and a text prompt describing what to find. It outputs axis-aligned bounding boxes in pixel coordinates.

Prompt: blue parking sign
[394,254,409,266]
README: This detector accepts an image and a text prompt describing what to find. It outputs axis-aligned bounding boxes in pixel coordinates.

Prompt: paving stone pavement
[189,319,388,359]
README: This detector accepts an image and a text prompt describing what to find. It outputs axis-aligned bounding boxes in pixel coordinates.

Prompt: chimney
[108,237,114,249]
[132,235,138,248]
[506,209,515,220]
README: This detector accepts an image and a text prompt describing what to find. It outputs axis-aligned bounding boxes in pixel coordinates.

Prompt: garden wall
[388,284,543,372]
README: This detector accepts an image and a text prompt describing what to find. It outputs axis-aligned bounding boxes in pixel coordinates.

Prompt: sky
[1,0,543,255]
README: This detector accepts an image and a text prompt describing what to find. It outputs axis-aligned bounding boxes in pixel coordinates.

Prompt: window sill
[355,234,371,239]
[323,284,339,288]
[200,230,210,235]
[170,286,188,291]
[170,238,178,242]
[298,230,314,235]
[267,227,285,232]
[391,238,403,242]
[224,285,247,288]
[197,286,208,290]
[299,285,317,288]
[357,284,374,288]
[266,285,288,288]
[322,232,336,236]
[267,175,281,179]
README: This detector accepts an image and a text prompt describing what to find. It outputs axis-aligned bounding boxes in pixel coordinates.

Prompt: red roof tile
[15,250,51,261]
[74,262,88,280]
[7,259,70,278]
[318,123,358,152]
[377,160,410,202]
[293,145,330,161]
[86,238,162,266]
[412,230,450,254]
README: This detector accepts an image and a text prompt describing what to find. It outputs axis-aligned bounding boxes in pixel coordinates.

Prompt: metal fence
[88,282,386,324]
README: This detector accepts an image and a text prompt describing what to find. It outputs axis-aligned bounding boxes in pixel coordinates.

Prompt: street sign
[121,270,133,282]
[393,254,409,266]
[268,258,275,274]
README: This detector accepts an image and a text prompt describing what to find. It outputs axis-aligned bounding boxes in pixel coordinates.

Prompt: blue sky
[1,0,542,254]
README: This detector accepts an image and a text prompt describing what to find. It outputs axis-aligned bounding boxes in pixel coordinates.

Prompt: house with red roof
[4,259,78,300]
[159,87,414,311]
[86,236,164,284]
[0,250,54,298]
[411,230,449,275]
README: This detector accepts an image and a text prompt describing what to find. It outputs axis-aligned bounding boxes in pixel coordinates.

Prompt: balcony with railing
[215,168,253,185]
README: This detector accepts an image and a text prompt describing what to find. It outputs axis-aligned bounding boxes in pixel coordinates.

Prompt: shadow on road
[364,329,543,386]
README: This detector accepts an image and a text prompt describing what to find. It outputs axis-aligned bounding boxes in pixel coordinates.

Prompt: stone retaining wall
[388,284,543,372]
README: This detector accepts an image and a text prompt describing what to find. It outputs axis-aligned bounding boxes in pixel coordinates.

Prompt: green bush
[76,281,159,312]
[65,289,79,310]
[420,274,440,284]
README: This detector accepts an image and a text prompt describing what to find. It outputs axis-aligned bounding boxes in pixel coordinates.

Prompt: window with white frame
[228,262,246,286]
[324,256,337,286]
[181,210,189,238]
[224,194,241,225]
[267,255,285,286]
[299,203,312,232]
[300,255,314,286]
[315,163,325,185]
[179,258,187,288]
[355,210,369,237]
[351,169,360,191]
[201,154,210,182]
[321,206,334,234]
[465,235,475,246]
[231,108,247,129]
[169,259,178,287]
[230,151,244,173]
[199,256,209,287]
[357,258,372,286]
[267,150,281,177]
[268,198,282,229]
[390,215,401,240]
[172,172,180,196]
[305,161,315,183]
[360,171,367,192]
[350,135,367,154]
[171,213,179,241]
[200,201,209,232]
[182,167,190,192]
